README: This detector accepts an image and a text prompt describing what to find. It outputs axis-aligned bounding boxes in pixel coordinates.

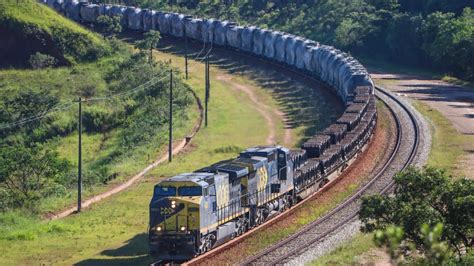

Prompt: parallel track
[153,39,421,265]
[239,86,420,265]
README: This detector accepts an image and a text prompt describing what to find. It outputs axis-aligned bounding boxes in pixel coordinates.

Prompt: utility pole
[77,97,83,213]
[169,68,173,162]
[205,53,209,127]
[184,26,188,80]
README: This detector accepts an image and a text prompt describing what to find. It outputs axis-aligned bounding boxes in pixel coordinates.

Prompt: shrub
[28,52,57,69]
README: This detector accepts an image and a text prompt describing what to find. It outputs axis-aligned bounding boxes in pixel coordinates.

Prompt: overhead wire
[0,70,171,131]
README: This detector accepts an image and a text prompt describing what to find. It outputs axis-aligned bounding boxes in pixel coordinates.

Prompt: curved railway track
[172,41,422,266]
[238,86,420,265]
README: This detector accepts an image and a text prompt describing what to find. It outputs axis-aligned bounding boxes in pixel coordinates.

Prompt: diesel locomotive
[148,146,297,259]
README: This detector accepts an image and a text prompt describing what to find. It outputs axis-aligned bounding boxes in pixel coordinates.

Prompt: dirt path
[48,90,203,220]
[216,73,294,147]
[371,73,474,178]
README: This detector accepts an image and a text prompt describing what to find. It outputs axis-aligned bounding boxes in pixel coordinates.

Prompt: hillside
[0,2,108,67]
[0,3,196,213]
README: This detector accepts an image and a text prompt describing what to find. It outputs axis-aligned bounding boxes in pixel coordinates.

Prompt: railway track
[238,86,421,265]
[169,41,422,266]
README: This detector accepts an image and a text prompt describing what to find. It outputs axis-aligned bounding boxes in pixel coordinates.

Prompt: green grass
[0,34,344,264]
[308,233,377,266]
[0,44,272,265]
[0,1,107,54]
[412,101,473,176]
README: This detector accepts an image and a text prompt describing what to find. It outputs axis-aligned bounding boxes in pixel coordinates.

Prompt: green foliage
[0,2,110,65]
[360,167,474,262]
[28,52,57,69]
[0,143,72,210]
[96,15,122,37]
[134,30,161,63]
[141,0,474,81]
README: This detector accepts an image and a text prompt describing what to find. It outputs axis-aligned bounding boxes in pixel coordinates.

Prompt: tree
[359,167,474,260]
[134,30,161,64]
[96,15,122,37]
[0,144,71,209]
[374,223,453,265]
[28,52,57,69]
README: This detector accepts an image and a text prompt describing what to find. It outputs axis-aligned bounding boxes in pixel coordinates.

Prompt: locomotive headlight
[156,226,162,232]
[171,200,176,208]
[180,226,186,232]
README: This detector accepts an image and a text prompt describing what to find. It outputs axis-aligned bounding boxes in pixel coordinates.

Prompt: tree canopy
[359,167,474,263]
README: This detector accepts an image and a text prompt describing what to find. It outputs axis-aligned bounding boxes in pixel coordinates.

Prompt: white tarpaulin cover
[241,26,256,52]
[80,4,100,22]
[128,7,143,30]
[253,28,269,56]
[185,18,202,40]
[226,26,244,49]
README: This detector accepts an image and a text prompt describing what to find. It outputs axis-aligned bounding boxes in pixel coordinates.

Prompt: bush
[28,52,57,69]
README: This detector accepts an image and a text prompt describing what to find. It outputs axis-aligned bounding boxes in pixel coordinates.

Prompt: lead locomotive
[148,146,298,260]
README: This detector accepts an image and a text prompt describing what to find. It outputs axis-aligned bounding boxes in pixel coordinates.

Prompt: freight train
[148,86,376,260]
[43,0,377,261]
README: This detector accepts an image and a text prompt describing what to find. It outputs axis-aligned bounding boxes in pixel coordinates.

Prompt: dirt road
[372,73,474,178]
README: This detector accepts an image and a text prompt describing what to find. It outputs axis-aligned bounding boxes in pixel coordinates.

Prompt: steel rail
[240,86,420,265]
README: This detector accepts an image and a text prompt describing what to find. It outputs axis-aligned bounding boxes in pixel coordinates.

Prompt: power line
[0,72,170,131]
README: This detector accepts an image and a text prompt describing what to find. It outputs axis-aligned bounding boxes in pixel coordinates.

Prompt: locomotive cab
[149,173,212,260]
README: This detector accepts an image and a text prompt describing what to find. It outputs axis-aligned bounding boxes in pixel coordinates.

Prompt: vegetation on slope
[0,2,109,67]
[0,3,194,213]
[128,0,474,82]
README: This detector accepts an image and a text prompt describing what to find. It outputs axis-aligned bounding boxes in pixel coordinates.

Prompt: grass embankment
[0,42,271,265]
[0,2,107,65]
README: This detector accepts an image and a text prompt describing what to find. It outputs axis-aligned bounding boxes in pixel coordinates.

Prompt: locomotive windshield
[154,186,176,198]
[178,186,202,196]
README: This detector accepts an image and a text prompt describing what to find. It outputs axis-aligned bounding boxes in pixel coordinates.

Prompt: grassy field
[0,41,274,265]
[0,2,104,46]
[412,101,474,177]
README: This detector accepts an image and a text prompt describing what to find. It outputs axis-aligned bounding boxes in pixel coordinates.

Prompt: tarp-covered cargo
[226,26,244,49]
[252,28,268,56]
[353,94,370,104]
[214,21,235,46]
[80,4,100,22]
[65,0,81,21]
[127,7,143,30]
[294,159,322,191]
[321,124,348,144]
[304,46,319,73]
[290,149,308,170]
[201,19,217,43]
[346,102,368,117]
[362,109,377,126]
[285,36,301,66]
[108,5,126,21]
[302,134,331,158]
[170,13,191,37]
[241,26,256,52]
[336,113,361,131]
[99,4,111,16]
[297,40,317,71]
[157,12,171,34]
[185,18,202,40]
[355,86,373,95]
[275,34,291,63]
[319,145,343,174]
[341,133,359,160]
[142,9,156,31]
[264,30,280,59]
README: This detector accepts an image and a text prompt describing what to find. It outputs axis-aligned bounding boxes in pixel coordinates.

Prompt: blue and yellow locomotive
[148,146,295,260]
